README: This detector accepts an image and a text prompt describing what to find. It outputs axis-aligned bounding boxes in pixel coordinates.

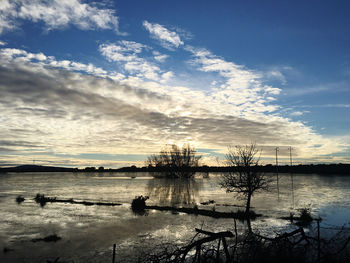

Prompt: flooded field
[0,172,349,262]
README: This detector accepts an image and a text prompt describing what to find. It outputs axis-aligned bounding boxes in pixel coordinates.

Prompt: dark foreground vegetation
[281,207,315,227]
[140,225,350,263]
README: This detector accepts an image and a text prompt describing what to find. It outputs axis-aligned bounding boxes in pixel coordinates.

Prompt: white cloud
[297,104,350,109]
[154,54,169,62]
[160,71,174,83]
[283,86,330,97]
[153,51,169,62]
[266,70,287,85]
[124,61,160,80]
[99,41,147,62]
[185,45,281,116]
[143,20,184,49]
[99,41,164,81]
[0,0,122,35]
[290,111,304,116]
[0,1,17,35]
[324,104,350,108]
[0,48,108,77]
[0,40,6,46]
[281,81,350,98]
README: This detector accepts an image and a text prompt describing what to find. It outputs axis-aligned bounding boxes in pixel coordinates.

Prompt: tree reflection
[147,178,201,206]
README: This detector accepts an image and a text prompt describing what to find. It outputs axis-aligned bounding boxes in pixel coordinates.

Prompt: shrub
[34,193,56,207]
[297,207,313,226]
[16,195,25,204]
[131,195,149,212]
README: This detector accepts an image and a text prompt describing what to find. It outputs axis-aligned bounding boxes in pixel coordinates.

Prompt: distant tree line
[115,163,350,175]
[1,162,350,175]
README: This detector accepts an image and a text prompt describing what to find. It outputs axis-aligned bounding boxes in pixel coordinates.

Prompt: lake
[0,172,349,262]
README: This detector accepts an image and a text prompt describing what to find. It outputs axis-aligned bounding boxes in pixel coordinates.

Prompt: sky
[0,0,350,168]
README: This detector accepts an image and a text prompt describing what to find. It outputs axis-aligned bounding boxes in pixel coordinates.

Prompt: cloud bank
[0,45,345,167]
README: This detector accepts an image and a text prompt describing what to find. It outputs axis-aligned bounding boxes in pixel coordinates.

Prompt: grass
[31,234,61,243]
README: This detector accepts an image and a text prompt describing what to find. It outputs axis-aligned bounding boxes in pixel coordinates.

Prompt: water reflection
[147,178,201,206]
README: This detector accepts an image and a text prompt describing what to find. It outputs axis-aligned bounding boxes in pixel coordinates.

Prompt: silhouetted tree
[146,144,201,178]
[220,144,268,218]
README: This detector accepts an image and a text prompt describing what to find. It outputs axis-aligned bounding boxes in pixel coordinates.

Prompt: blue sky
[0,0,349,167]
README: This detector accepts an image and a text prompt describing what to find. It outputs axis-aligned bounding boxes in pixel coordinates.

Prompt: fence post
[112,243,116,263]
[317,218,321,263]
[197,244,201,263]
[216,238,221,261]
[222,237,231,263]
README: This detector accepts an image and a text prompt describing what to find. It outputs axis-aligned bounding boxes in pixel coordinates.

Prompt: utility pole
[289,147,294,209]
[275,147,280,200]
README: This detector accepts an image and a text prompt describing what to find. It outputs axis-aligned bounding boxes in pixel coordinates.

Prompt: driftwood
[34,194,122,207]
[145,205,260,219]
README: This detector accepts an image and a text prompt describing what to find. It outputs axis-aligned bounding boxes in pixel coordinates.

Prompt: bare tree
[146,144,201,178]
[220,144,268,217]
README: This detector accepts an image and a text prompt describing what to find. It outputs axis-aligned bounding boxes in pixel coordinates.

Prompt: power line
[275,147,279,200]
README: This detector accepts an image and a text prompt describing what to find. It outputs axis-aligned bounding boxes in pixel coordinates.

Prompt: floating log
[34,194,122,207]
[144,205,260,219]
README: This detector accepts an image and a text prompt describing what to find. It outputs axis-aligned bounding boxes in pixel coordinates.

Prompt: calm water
[0,172,349,262]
